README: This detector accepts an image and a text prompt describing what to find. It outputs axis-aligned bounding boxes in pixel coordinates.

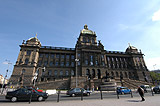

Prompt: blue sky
[0,0,160,79]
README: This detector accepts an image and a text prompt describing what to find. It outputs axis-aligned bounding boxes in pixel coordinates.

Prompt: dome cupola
[126,43,138,53]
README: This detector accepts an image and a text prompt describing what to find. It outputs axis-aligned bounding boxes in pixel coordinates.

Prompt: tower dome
[126,44,138,53]
[80,24,95,35]
[25,36,41,47]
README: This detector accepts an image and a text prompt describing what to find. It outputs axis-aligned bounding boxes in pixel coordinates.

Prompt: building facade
[10,25,151,88]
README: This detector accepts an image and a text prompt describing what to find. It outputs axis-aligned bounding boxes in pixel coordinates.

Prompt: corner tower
[10,36,41,86]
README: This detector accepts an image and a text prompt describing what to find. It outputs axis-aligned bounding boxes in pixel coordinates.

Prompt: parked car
[117,87,131,95]
[153,85,160,94]
[21,86,44,93]
[140,85,150,93]
[5,88,48,102]
[66,88,91,97]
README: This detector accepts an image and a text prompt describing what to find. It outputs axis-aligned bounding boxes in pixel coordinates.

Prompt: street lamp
[33,67,45,87]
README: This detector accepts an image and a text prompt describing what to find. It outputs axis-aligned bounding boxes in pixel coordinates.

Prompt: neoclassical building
[10,25,151,89]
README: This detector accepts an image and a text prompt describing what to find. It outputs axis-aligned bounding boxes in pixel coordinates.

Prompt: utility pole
[75,49,79,88]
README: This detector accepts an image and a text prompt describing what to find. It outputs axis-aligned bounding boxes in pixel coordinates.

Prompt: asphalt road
[0,90,155,103]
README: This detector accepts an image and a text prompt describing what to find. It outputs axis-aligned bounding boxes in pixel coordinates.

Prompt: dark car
[66,88,91,97]
[5,88,48,102]
[117,87,131,95]
[140,85,150,93]
[153,85,160,94]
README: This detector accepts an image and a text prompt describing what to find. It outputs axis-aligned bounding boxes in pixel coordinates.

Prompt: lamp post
[75,59,79,88]
[33,67,45,87]
[1,60,12,94]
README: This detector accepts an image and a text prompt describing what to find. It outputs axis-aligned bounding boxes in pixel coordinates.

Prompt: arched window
[111,72,114,78]
[86,69,90,76]
[92,69,95,78]
[97,69,101,79]
[125,72,128,78]
[116,72,119,77]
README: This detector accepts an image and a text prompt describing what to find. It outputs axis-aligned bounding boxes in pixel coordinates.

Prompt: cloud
[2,62,8,65]
[118,24,129,30]
[152,9,160,21]
[145,57,160,70]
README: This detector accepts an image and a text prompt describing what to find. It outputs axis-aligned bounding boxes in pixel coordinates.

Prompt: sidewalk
[1,94,159,106]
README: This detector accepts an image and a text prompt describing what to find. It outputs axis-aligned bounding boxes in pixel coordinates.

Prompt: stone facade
[9,25,151,89]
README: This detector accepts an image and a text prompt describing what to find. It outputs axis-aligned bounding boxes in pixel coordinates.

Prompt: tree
[150,72,160,81]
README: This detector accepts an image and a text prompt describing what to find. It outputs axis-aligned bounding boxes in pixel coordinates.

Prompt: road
[0,90,155,102]
[0,91,160,106]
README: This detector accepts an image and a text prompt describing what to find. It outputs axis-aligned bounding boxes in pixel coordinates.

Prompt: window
[66,61,69,67]
[25,58,29,64]
[39,53,43,57]
[56,54,60,58]
[71,62,74,67]
[19,59,22,64]
[66,55,70,59]
[88,38,90,42]
[38,61,42,65]
[61,55,64,59]
[107,57,110,61]
[95,60,98,66]
[102,62,105,66]
[61,62,64,66]
[71,70,74,76]
[78,53,80,57]
[51,54,54,58]
[49,61,53,66]
[90,55,93,66]
[27,50,31,55]
[83,37,86,43]
[60,70,63,76]
[55,61,59,66]
[22,69,25,74]
[54,70,57,76]
[78,61,80,66]
[66,70,69,76]
[85,60,88,65]
[44,61,48,66]
[48,70,52,76]
[92,38,95,43]
[101,55,104,59]
[45,54,49,58]
[71,55,74,59]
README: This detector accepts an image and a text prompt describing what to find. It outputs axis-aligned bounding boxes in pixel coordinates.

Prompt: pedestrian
[137,86,145,101]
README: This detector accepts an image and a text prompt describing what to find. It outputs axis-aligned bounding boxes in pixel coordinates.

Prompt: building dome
[126,45,138,53]
[26,36,41,47]
[27,37,40,43]
[80,24,95,35]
